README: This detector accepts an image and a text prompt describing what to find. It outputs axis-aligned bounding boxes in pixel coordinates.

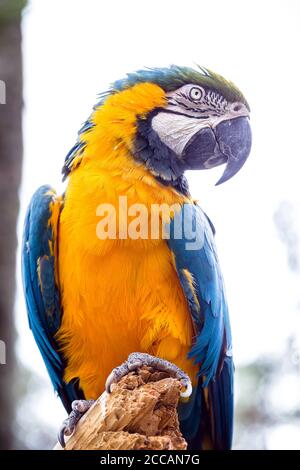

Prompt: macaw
[22,65,251,450]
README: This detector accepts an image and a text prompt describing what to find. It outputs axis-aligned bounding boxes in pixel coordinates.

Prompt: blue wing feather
[21,185,83,411]
[167,203,233,449]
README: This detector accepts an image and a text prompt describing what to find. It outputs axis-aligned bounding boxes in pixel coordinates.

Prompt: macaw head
[63,65,251,187]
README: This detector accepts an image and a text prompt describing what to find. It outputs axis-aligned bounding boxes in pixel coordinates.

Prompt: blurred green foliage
[0,0,27,24]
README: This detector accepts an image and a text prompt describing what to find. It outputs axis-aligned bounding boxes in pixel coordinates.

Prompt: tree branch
[55,366,187,450]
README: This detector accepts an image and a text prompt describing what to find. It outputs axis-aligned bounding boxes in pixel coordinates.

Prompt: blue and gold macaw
[22,65,251,449]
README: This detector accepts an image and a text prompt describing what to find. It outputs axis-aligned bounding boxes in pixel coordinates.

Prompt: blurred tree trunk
[0,0,26,450]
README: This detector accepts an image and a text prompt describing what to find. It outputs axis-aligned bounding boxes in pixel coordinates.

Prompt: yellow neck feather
[66,82,189,207]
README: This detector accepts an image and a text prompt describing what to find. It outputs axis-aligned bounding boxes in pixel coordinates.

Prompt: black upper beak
[214,116,252,185]
[182,115,252,185]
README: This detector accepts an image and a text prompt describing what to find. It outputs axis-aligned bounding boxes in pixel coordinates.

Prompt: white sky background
[16,0,300,448]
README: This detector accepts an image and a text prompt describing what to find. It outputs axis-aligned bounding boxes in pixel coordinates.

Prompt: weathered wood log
[54,366,187,450]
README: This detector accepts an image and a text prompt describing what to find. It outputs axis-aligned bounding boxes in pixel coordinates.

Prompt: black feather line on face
[168,86,228,117]
[157,108,211,120]
[133,110,190,195]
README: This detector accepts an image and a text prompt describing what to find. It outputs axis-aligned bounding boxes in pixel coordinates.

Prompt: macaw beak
[214,117,252,185]
[182,116,252,185]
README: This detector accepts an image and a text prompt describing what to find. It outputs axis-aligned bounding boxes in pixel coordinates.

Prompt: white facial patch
[151,84,249,157]
[151,84,250,157]
[151,112,211,156]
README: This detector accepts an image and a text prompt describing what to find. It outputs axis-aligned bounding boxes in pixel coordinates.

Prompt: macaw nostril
[233,105,242,112]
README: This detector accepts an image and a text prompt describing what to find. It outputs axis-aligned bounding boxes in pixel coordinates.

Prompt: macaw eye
[189,87,204,102]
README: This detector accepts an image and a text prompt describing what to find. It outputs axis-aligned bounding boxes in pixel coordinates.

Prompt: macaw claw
[105,352,192,399]
[58,399,95,448]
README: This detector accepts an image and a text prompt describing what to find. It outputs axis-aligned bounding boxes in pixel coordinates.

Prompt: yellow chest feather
[57,165,197,398]
[56,83,198,398]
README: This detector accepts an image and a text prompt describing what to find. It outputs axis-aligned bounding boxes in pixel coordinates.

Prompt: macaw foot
[105,352,192,399]
[58,399,95,448]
